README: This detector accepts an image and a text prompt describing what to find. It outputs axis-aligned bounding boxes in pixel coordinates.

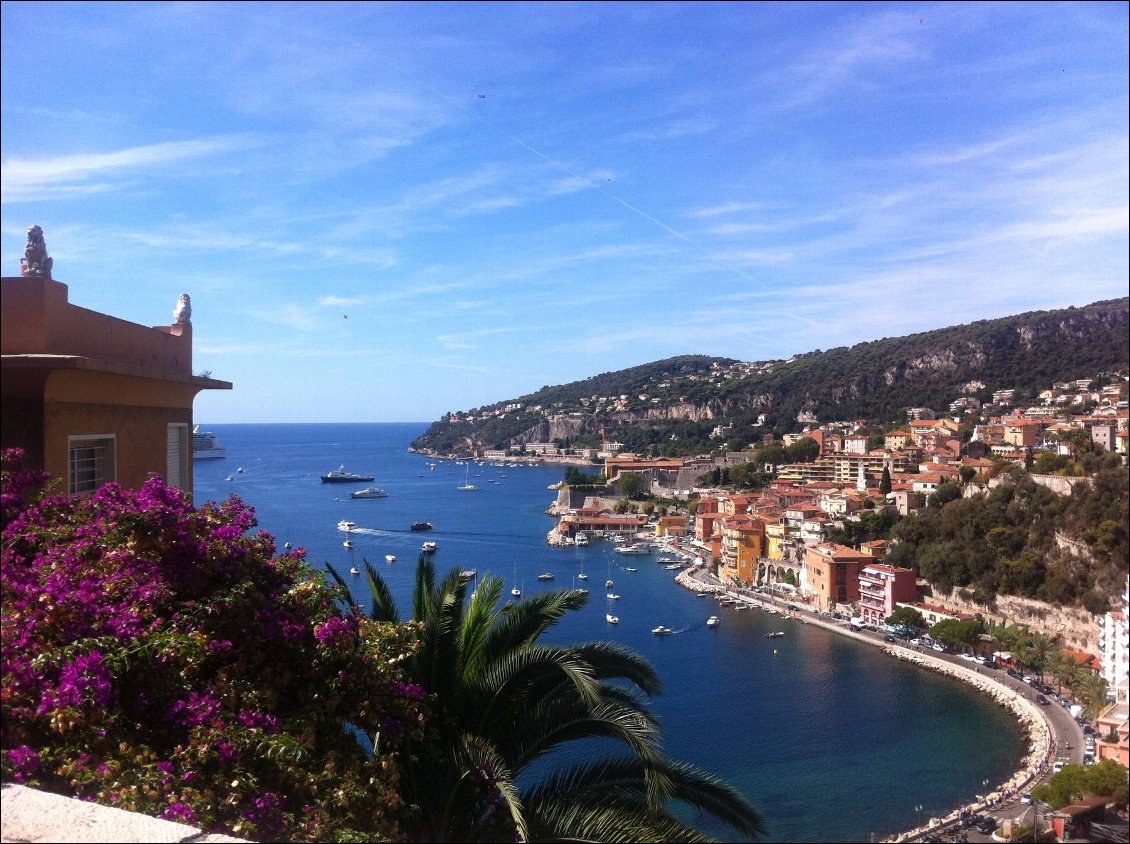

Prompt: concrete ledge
[1,784,247,843]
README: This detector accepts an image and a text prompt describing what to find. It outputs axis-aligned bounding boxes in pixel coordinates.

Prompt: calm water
[193,423,1025,843]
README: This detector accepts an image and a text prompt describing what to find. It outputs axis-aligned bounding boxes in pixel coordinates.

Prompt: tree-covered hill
[411,299,1129,457]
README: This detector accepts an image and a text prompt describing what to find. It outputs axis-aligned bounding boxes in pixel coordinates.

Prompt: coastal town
[440,376,1130,814]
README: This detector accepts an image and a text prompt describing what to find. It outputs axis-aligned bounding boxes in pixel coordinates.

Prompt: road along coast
[673,567,1056,843]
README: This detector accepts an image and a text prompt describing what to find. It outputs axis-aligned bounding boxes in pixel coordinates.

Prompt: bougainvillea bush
[1,449,426,841]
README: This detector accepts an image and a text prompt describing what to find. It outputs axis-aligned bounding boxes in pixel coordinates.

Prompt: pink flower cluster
[1,448,426,841]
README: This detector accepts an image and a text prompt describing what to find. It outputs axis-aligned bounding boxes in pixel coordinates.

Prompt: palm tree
[329,556,766,843]
[1019,632,1057,677]
[1073,672,1110,721]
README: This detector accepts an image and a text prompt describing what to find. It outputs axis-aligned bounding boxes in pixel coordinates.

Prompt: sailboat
[573,575,589,596]
[457,464,478,491]
[510,564,521,597]
[605,593,619,625]
[577,555,588,581]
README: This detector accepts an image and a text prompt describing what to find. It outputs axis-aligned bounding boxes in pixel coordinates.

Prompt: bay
[193,422,1026,843]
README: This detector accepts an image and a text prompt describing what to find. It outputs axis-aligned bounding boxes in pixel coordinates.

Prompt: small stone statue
[173,293,192,325]
[22,225,53,278]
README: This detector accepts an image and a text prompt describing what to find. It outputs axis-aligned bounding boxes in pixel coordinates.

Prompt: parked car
[1053,760,1066,772]
[884,635,897,643]
[977,817,997,834]
[1036,694,1050,705]
[1020,793,1032,805]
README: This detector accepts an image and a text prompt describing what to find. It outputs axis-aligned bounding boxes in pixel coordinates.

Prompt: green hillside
[411,298,1129,457]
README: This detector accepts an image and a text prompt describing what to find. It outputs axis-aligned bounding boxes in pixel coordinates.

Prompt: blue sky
[3,2,1127,424]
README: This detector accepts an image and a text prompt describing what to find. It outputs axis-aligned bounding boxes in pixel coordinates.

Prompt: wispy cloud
[1,137,261,203]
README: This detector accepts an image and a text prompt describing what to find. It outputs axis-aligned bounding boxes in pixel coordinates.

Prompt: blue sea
[193,423,1026,843]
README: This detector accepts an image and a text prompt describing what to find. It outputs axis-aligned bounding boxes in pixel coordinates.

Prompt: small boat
[664,564,682,570]
[349,567,361,575]
[606,613,620,624]
[652,626,673,636]
[225,475,234,481]
[624,567,638,573]
[321,465,375,483]
[351,487,389,499]
[734,604,751,611]
[511,586,522,597]
[385,554,396,563]
[605,579,614,588]
[766,631,785,639]
[706,616,720,627]
[338,520,357,532]
[574,533,589,546]
[410,521,433,531]
[343,540,354,549]
[537,572,554,581]
[578,571,588,581]
[606,593,620,600]
[460,569,477,578]
[421,541,437,553]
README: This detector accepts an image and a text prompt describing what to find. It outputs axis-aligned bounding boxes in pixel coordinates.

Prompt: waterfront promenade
[671,562,1082,843]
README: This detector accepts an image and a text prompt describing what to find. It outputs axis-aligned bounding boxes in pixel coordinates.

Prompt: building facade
[2,244,230,497]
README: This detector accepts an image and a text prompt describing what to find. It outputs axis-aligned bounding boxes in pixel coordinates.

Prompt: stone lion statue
[173,293,192,324]
[23,225,53,278]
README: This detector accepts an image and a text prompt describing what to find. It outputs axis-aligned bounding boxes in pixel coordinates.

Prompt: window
[68,435,116,494]
[166,424,189,490]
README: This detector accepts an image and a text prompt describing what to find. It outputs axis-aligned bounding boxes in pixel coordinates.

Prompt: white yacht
[351,487,389,499]
[706,616,720,627]
[338,520,357,532]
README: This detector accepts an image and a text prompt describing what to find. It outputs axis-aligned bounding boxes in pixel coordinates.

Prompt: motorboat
[343,540,354,549]
[385,554,396,563]
[614,543,650,555]
[766,631,785,638]
[351,487,389,499]
[606,593,620,600]
[349,567,361,575]
[623,567,638,573]
[664,563,682,570]
[460,569,477,578]
[574,533,589,546]
[410,521,434,531]
[652,626,673,635]
[421,541,437,553]
[706,616,720,627]
[605,579,614,588]
[511,586,522,597]
[192,426,226,460]
[321,465,375,483]
[606,613,619,624]
[537,572,554,581]
[338,520,357,532]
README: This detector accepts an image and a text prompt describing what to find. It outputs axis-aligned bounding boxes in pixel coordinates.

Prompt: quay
[671,561,1081,843]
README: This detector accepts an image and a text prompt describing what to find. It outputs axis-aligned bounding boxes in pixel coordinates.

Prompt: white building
[1099,582,1130,703]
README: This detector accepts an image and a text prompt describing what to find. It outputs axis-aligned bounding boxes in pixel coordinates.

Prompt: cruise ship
[192,426,226,460]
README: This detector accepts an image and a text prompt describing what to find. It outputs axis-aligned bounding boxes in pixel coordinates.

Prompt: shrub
[1,449,425,841]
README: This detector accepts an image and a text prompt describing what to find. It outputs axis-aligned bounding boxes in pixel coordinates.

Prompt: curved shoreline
[672,568,1054,842]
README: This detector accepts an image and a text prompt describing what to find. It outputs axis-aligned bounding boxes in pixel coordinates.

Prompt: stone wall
[930,587,1101,655]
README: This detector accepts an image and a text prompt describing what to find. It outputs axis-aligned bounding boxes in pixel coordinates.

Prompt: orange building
[1,244,230,497]
[719,514,765,586]
[803,543,875,613]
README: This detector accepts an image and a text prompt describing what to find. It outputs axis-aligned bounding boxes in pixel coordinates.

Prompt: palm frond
[362,557,400,623]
